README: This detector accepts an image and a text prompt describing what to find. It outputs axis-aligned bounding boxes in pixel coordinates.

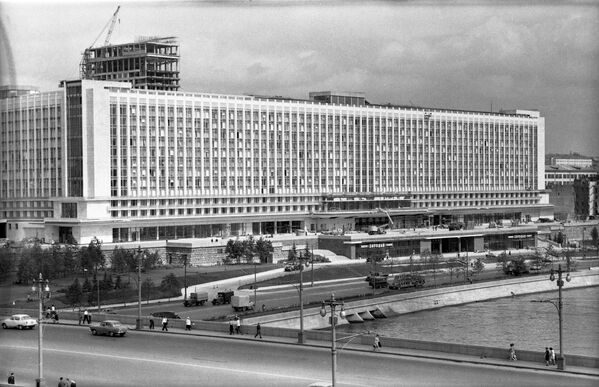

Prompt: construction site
[79,6,180,91]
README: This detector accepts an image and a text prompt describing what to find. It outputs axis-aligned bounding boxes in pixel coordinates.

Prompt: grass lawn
[0,263,279,309]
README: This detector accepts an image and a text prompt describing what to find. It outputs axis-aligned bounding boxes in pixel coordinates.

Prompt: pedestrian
[185,316,192,331]
[550,347,556,365]
[51,304,56,312]
[373,334,381,352]
[544,347,550,366]
[255,322,262,339]
[78,309,82,325]
[235,316,241,334]
[70,379,77,387]
[83,309,89,324]
[149,318,154,329]
[509,343,517,361]
[7,372,15,385]
[58,376,68,387]
[161,317,168,331]
[53,311,59,323]
[229,319,234,335]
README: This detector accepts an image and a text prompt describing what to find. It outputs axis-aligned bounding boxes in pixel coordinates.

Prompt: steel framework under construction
[80,36,180,91]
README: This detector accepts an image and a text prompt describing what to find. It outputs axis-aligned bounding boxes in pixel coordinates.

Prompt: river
[336,286,599,357]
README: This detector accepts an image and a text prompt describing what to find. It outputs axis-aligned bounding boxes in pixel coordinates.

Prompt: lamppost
[533,265,571,370]
[136,246,143,330]
[297,252,309,344]
[551,264,570,370]
[183,254,188,303]
[582,227,586,259]
[253,261,257,309]
[319,293,346,387]
[32,273,50,387]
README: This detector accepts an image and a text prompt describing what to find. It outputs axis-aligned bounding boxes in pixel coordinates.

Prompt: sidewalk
[53,317,599,378]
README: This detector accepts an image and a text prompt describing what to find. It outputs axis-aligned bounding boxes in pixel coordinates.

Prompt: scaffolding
[80,37,180,91]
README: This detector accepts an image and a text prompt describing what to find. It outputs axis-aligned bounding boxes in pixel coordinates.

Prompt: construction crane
[80,5,121,78]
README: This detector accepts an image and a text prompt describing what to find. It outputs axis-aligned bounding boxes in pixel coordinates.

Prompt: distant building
[1,79,551,247]
[80,37,180,91]
[551,155,593,169]
[545,165,597,186]
[548,184,575,221]
[0,85,39,99]
[574,177,598,220]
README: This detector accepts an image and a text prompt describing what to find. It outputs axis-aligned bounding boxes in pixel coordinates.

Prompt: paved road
[1,324,597,387]
[111,280,374,320]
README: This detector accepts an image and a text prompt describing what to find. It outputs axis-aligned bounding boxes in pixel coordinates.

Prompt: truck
[367,225,387,235]
[211,291,234,305]
[183,292,209,307]
[231,294,255,312]
[388,274,425,290]
[368,274,389,289]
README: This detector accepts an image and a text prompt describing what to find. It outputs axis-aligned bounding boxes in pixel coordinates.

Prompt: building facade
[1,80,551,244]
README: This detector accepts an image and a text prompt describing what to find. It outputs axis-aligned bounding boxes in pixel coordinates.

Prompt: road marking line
[0,344,370,386]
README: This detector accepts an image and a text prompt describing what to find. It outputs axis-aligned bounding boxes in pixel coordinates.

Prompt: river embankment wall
[242,270,599,330]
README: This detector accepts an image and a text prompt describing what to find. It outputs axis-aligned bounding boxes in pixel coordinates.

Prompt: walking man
[373,334,381,352]
[509,343,517,361]
[83,310,89,324]
[149,318,155,329]
[185,316,192,331]
[254,322,262,339]
[7,372,15,385]
[550,347,556,365]
[229,319,234,335]
[161,317,168,331]
[235,316,241,334]
[544,347,550,366]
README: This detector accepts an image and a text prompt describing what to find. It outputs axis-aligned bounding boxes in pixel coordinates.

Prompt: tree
[79,237,105,272]
[287,243,298,262]
[242,236,256,263]
[471,257,485,276]
[592,227,599,258]
[110,246,133,273]
[141,278,155,303]
[225,239,244,264]
[303,245,313,264]
[100,271,113,291]
[0,248,15,278]
[114,275,123,289]
[82,277,92,293]
[255,237,274,264]
[66,278,83,306]
[160,273,181,297]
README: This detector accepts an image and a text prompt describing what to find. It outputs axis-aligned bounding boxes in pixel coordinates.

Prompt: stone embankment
[242,270,599,330]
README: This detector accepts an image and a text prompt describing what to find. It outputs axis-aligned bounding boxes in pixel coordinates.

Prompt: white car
[2,314,38,330]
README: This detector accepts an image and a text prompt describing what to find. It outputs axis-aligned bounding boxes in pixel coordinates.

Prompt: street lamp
[297,251,312,344]
[136,246,143,330]
[319,293,346,387]
[550,265,570,370]
[32,273,50,387]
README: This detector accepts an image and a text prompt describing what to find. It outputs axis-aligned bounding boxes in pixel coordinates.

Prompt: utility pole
[136,246,142,330]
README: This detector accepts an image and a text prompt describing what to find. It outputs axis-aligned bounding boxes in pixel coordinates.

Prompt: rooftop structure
[80,37,180,91]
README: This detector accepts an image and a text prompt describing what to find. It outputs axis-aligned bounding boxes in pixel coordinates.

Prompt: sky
[1,0,598,156]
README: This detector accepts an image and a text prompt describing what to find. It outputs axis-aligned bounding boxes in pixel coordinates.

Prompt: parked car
[2,314,37,330]
[90,320,128,337]
[151,311,181,319]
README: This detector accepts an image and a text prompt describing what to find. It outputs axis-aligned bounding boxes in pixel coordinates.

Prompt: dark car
[90,320,128,337]
[151,311,181,319]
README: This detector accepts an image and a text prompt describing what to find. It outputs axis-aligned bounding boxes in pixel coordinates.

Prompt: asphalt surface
[1,323,598,387]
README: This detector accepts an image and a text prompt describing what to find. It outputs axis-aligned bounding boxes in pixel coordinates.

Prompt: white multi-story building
[1,80,551,244]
